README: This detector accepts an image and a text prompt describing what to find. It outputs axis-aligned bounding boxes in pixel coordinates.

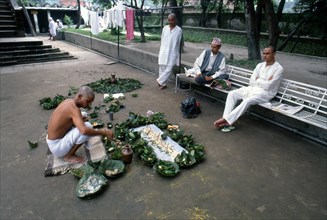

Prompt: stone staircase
[0,0,20,37]
[0,38,77,66]
[0,0,76,66]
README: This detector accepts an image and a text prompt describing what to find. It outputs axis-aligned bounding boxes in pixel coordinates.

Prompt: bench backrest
[226,65,252,89]
[275,79,327,117]
[226,65,327,120]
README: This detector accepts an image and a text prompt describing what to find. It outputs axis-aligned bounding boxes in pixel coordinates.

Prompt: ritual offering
[153,160,180,177]
[90,119,104,128]
[70,164,95,179]
[98,159,125,178]
[75,173,108,199]
[133,124,185,162]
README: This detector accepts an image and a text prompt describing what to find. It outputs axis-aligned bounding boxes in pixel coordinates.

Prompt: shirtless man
[46,86,114,163]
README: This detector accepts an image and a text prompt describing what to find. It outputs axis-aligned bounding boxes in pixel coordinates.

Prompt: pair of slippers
[221,126,236,133]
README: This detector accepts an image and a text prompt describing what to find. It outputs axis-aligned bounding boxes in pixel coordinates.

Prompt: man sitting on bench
[185,37,229,85]
[214,46,284,132]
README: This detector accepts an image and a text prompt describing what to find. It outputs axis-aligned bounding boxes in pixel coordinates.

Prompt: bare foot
[159,85,167,90]
[214,118,230,128]
[64,155,86,163]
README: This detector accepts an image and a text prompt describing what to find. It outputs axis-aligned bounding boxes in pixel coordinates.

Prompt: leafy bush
[63,15,73,28]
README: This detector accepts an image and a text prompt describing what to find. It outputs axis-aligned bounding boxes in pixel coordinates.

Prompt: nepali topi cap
[211,37,222,46]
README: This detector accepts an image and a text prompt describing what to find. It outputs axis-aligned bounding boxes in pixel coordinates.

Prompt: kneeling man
[46,86,114,163]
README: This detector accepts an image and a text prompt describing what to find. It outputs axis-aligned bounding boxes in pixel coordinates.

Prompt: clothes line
[81,3,134,40]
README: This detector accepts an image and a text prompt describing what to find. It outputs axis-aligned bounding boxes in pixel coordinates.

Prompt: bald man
[46,86,114,163]
[157,13,183,90]
[214,46,284,132]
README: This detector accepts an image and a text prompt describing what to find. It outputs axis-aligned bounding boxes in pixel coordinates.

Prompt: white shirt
[248,61,284,98]
[158,25,182,66]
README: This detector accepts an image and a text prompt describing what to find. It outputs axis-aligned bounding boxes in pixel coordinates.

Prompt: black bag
[181,96,201,119]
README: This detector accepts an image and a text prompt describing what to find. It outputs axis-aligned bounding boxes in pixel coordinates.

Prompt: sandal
[221,126,236,133]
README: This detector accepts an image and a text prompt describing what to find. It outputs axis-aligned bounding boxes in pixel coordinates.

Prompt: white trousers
[157,64,175,86]
[46,122,93,157]
[223,87,272,125]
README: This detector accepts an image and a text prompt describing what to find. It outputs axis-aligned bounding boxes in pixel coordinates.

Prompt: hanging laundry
[81,6,89,26]
[89,11,99,35]
[125,9,134,40]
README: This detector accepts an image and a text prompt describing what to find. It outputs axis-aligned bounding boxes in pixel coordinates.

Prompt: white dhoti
[46,122,93,157]
[157,61,175,86]
[223,87,272,125]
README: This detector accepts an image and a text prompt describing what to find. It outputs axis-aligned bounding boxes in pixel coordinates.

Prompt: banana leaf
[70,164,95,179]
[98,159,125,177]
[153,160,180,177]
[75,173,108,199]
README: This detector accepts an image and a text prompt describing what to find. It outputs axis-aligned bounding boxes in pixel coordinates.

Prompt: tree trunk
[264,0,280,49]
[255,0,264,36]
[276,0,285,23]
[169,0,184,52]
[133,0,146,42]
[199,0,208,27]
[216,0,223,28]
[278,18,306,51]
[244,0,261,60]
[75,0,81,29]
[170,0,182,28]
[22,6,36,36]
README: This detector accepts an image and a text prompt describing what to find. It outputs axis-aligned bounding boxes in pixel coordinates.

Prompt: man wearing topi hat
[185,37,228,85]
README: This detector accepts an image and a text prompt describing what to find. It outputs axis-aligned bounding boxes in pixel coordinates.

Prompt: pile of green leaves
[86,77,143,94]
[39,94,65,110]
[105,100,124,113]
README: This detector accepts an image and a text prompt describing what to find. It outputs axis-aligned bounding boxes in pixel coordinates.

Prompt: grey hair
[77,86,95,98]
[168,13,176,20]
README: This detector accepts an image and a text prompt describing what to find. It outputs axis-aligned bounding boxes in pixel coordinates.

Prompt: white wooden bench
[175,65,327,139]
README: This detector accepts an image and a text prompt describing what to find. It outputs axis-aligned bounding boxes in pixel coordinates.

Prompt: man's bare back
[47,99,80,140]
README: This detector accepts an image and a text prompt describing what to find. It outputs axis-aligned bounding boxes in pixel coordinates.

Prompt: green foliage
[226,59,258,70]
[19,0,29,6]
[63,15,73,28]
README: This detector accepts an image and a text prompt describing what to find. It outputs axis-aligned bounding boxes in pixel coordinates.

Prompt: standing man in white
[214,46,284,132]
[157,13,183,90]
[48,17,57,41]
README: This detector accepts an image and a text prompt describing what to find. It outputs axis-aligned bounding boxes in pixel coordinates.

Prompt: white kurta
[49,20,57,37]
[157,25,182,86]
[158,25,182,66]
[223,61,284,125]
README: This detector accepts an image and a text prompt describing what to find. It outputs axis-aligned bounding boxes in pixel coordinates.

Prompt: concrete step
[0,15,14,20]
[0,44,52,51]
[0,24,17,30]
[0,39,43,47]
[0,47,61,56]
[0,20,15,25]
[0,29,17,37]
[0,54,77,66]
[0,9,12,15]
[0,38,77,66]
